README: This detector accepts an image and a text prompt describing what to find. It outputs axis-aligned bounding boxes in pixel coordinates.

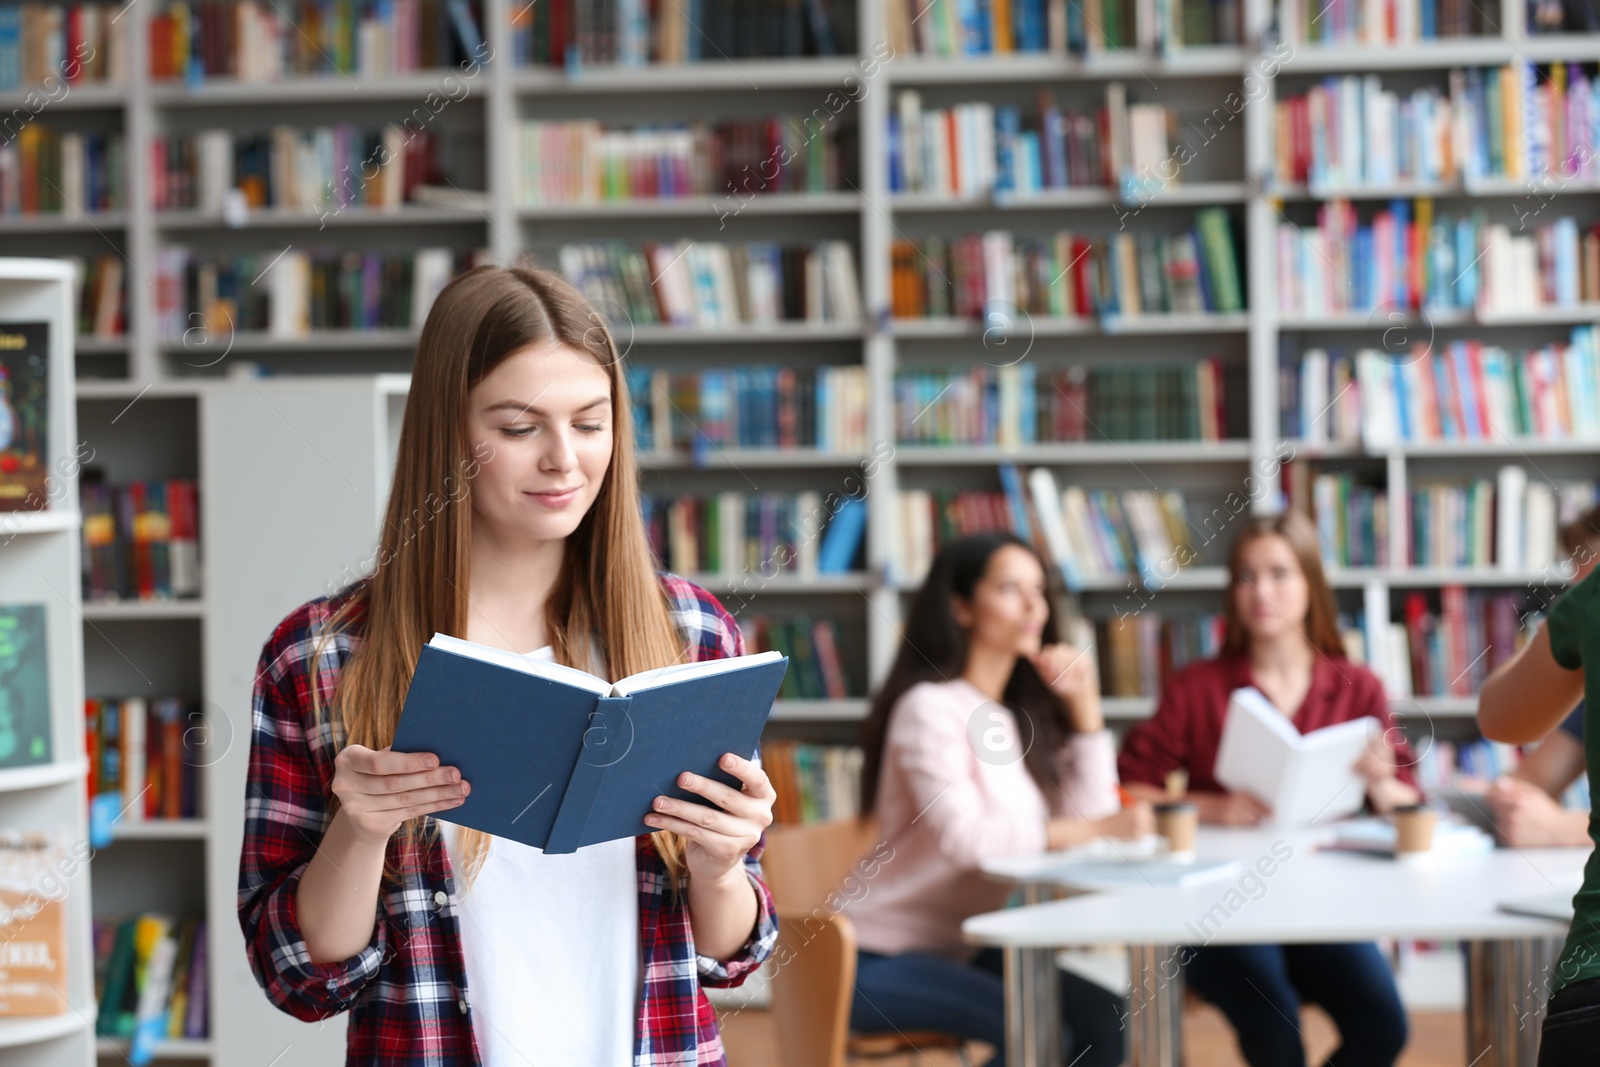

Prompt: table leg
[1126,944,1184,1067]
[1465,937,1562,1067]
[1003,944,1062,1067]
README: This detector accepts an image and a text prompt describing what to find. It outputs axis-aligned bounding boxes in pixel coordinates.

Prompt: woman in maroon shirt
[1118,511,1418,1067]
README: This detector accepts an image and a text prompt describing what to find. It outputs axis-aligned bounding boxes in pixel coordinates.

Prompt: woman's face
[466,342,613,545]
[1232,533,1311,644]
[954,545,1050,657]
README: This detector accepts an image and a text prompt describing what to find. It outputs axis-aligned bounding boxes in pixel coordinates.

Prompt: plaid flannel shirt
[237,573,778,1066]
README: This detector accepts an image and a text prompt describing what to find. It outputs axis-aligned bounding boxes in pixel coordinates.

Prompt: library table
[966,826,1588,1067]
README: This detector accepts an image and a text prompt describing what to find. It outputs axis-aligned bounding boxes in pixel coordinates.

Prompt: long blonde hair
[311,264,690,891]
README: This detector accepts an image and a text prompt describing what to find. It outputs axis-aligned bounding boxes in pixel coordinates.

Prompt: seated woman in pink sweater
[843,532,1152,1067]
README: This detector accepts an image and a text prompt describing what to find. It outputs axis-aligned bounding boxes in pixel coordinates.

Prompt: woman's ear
[950,594,973,630]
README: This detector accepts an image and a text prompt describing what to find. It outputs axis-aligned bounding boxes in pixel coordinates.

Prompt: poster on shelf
[0,603,49,771]
[0,321,49,512]
[0,829,69,1016]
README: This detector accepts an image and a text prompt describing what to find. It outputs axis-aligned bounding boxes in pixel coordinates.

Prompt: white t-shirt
[438,643,640,1067]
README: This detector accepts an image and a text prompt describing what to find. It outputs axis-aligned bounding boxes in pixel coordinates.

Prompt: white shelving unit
[4,0,1599,1050]
[0,259,93,1067]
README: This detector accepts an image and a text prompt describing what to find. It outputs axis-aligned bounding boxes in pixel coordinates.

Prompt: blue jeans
[1184,942,1407,1067]
[851,946,1125,1067]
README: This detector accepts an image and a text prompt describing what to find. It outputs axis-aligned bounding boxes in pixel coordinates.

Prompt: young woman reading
[237,265,778,1067]
[844,531,1151,1067]
[1117,511,1417,1067]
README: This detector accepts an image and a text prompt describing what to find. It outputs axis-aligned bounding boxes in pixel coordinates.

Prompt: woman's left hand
[644,752,775,883]
[1354,730,1421,813]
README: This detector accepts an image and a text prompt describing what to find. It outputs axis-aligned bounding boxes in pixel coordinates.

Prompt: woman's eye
[576,423,606,434]
[500,425,535,438]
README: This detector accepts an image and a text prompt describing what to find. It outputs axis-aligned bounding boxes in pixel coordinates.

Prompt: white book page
[612,650,784,697]
[1213,687,1376,825]
[427,633,612,695]
[1274,717,1376,825]
[1213,687,1295,805]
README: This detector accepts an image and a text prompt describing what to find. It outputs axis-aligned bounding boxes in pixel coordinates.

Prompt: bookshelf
[3,0,1599,1043]
[0,258,93,1067]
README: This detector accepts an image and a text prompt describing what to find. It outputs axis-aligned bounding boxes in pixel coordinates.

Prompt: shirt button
[458,998,468,1014]
[434,890,448,906]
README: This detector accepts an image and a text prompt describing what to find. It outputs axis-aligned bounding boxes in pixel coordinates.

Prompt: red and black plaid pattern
[238,573,777,1066]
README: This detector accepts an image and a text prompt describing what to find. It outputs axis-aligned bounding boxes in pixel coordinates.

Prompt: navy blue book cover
[391,643,788,853]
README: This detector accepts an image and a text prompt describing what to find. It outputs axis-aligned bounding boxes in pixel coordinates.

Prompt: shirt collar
[1225,650,1334,719]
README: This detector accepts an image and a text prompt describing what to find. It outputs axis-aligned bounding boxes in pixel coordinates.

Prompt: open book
[390,634,789,853]
[1212,686,1377,826]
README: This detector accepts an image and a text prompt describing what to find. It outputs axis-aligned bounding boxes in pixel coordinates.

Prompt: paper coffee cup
[1393,805,1436,855]
[1156,801,1198,854]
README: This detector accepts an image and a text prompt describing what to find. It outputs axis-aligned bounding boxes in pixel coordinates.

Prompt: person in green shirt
[1487,510,1600,849]
[1479,519,1600,1066]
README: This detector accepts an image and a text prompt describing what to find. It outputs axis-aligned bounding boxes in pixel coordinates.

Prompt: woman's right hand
[331,744,470,844]
[1093,800,1155,840]
[1193,790,1270,826]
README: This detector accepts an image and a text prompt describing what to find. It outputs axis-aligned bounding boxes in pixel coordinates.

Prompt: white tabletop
[965,825,1589,948]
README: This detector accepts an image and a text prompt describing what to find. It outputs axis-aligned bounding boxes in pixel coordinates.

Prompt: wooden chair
[764,820,976,1067]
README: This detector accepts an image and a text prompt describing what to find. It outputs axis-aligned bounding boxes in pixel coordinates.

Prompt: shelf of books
[2,0,1598,1033]
[0,259,94,1067]
[75,369,207,1067]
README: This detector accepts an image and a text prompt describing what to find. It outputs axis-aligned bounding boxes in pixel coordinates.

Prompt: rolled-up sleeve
[237,637,386,1021]
[695,836,779,987]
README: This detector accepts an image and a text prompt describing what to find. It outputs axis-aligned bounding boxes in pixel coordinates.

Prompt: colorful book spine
[514,0,851,66]
[642,490,867,577]
[1096,611,1226,697]
[82,479,202,602]
[93,913,208,1040]
[1274,74,1460,189]
[154,247,479,338]
[886,0,1241,56]
[0,126,124,216]
[1406,470,1596,571]
[891,86,1197,197]
[152,125,438,213]
[894,360,1226,445]
[1460,61,1600,182]
[519,115,847,204]
[561,240,862,330]
[759,740,864,824]
[1280,0,1490,44]
[626,363,867,455]
[739,616,858,702]
[64,254,128,338]
[891,210,1241,320]
[149,0,485,81]
[0,2,126,89]
[1278,200,1600,317]
[1323,328,1600,449]
[1396,586,1525,698]
[85,696,203,821]
[899,476,1200,588]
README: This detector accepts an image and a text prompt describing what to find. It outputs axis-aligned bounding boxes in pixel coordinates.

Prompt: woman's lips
[527,487,579,507]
